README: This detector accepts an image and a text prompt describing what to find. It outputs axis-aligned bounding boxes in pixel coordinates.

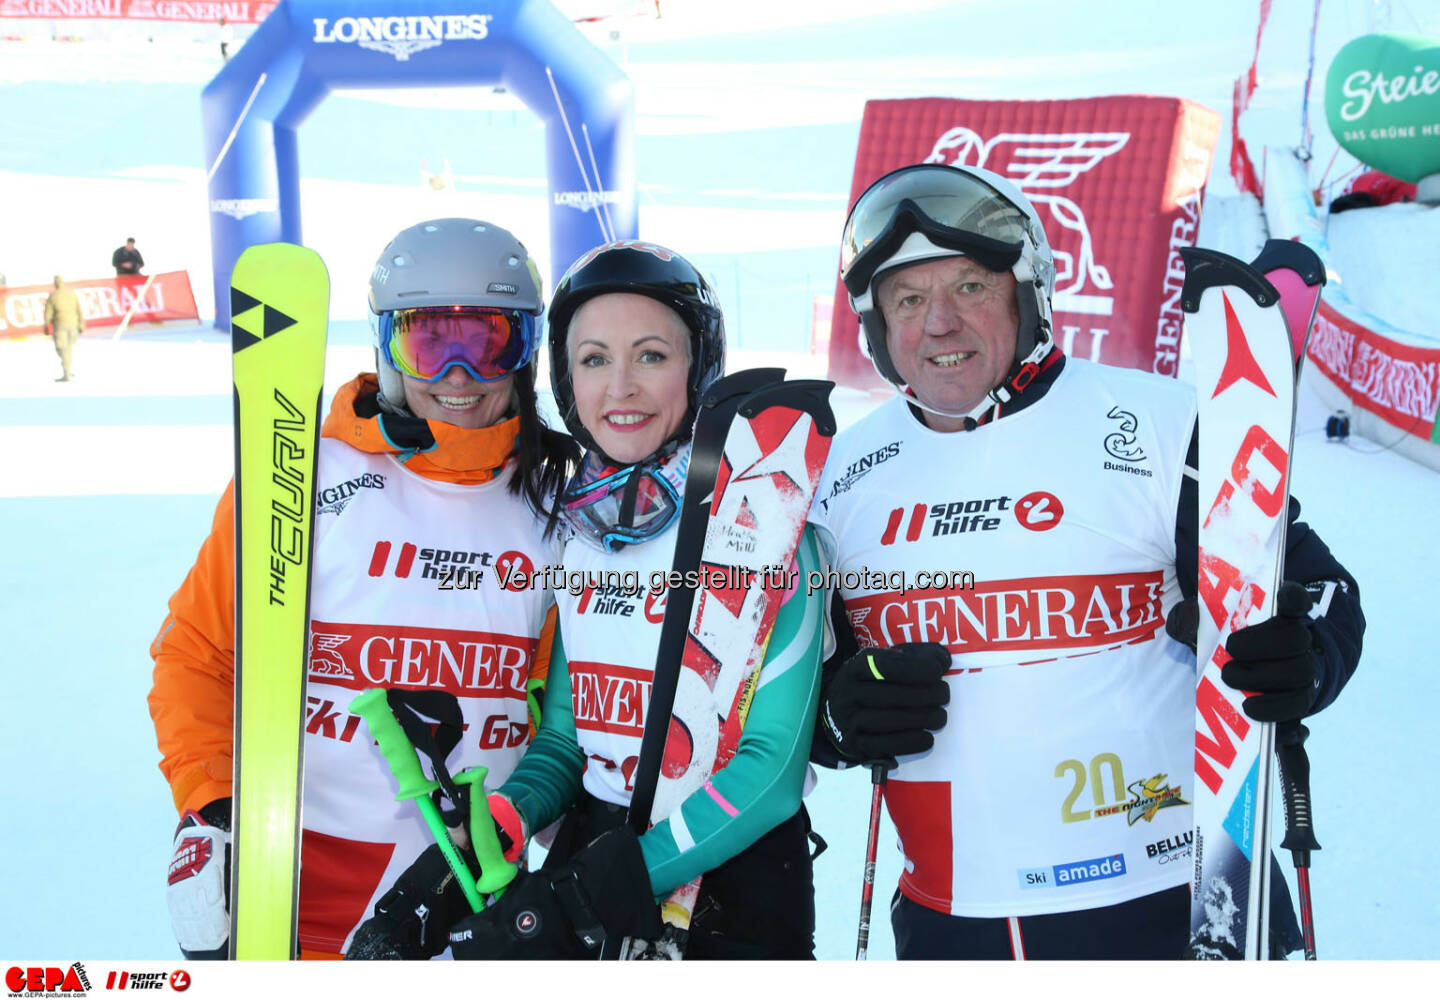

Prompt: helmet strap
[897,332,1056,431]
[374,347,413,416]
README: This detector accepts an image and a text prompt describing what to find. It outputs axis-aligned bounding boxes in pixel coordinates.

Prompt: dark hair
[509,363,579,537]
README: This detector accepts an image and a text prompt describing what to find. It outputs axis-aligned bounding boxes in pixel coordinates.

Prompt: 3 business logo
[1102,407,1153,477]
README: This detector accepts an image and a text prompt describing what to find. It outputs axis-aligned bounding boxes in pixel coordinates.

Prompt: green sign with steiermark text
[1325,32,1440,184]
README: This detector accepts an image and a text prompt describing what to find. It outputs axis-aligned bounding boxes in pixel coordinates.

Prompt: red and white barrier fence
[1307,301,1440,444]
[0,271,200,338]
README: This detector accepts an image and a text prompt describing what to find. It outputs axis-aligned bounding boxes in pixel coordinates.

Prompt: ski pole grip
[456,767,519,895]
[349,689,485,913]
[1276,721,1321,857]
[349,688,438,801]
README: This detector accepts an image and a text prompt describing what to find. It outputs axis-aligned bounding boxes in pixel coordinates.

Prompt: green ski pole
[348,688,485,913]
[455,766,518,895]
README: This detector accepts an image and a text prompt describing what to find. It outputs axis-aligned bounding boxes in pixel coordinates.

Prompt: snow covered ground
[1,0,1436,969]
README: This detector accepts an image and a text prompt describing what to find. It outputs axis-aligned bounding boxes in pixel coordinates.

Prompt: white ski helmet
[840,163,1056,396]
[367,218,544,412]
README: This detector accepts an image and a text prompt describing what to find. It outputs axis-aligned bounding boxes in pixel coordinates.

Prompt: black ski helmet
[547,240,725,461]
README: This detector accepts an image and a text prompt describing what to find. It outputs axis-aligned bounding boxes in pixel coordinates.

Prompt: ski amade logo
[311,13,495,61]
[5,964,90,997]
[1017,853,1127,890]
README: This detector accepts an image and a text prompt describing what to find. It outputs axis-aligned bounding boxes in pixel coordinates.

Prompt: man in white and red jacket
[810,164,1364,960]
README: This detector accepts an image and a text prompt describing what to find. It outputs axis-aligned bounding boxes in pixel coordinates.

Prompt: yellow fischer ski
[228,242,329,959]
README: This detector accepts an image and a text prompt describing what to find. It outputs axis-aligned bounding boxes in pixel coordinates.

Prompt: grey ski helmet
[546,241,725,463]
[367,218,544,411]
[840,163,1056,393]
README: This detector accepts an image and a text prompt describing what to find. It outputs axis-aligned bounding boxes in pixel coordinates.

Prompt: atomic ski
[1181,239,1323,960]
[229,242,329,960]
[621,370,836,960]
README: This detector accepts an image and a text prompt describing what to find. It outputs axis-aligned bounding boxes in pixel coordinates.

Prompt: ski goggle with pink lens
[378,305,536,382]
[561,457,681,552]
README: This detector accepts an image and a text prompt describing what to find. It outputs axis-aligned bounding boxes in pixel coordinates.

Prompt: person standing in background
[44,275,85,383]
[113,238,143,277]
[219,18,234,61]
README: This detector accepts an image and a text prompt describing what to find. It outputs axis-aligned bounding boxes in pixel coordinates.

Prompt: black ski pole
[1276,720,1320,959]
[856,761,891,960]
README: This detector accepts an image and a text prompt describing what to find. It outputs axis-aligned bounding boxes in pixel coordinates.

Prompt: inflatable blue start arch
[201,0,635,326]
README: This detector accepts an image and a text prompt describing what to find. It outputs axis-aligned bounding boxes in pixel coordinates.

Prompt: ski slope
[1,0,1436,967]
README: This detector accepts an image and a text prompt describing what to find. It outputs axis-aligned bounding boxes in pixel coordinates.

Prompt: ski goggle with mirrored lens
[561,459,681,552]
[841,164,1033,298]
[377,305,536,382]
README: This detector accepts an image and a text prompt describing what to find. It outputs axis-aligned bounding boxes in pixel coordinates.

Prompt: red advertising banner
[0,0,275,23]
[1306,299,1440,442]
[0,271,200,338]
[828,96,1220,387]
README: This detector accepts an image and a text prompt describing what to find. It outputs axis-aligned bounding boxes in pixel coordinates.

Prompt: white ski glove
[166,800,231,959]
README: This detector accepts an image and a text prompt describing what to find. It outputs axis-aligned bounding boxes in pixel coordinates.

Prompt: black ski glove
[1164,598,1200,652]
[820,643,950,764]
[1166,584,1323,723]
[346,843,478,960]
[449,826,661,960]
[1222,582,1322,723]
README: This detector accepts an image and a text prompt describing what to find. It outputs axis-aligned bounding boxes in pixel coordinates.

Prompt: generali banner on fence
[1307,299,1440,443]
[0,0,276,23]
[828,96,1221,387]
[0,271,200,338]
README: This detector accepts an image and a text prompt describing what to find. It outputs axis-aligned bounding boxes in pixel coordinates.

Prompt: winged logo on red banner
[924,128,1130,316]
